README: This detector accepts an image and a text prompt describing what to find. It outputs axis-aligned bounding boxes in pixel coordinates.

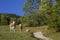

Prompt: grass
[0,25,60,40]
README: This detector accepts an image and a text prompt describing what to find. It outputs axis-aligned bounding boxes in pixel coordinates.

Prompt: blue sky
[0,0,26,16]
[0,0,56,16]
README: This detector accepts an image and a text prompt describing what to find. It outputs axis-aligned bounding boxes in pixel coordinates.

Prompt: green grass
[0,25,60,40]
[0,25,37,40]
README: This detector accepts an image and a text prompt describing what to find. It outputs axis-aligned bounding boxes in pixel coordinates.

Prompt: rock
[26,29,30,32]
[33,31,53,40]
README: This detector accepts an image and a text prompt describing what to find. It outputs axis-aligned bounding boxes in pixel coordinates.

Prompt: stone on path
[33,31,53,40]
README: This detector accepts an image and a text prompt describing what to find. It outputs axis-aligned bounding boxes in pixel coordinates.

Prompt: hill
[0,25,60,40]
[0,13,21,25]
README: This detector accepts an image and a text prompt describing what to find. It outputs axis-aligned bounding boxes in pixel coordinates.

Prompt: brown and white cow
[9,21,16,32]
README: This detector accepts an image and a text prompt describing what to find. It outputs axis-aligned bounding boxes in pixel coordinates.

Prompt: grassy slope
[0,25,60,40]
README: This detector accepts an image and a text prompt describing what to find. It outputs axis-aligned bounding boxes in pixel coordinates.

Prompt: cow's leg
[10,26,15,32]
[10,27,13,32]
[13,26,15,32]
[13,28,15,32]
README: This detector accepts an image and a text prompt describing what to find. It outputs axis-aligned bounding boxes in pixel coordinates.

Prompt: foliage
[0,14,20,25]
[23,0,40,15]
[48,3,60,32]
[21,0,60,32]
[39,0,60,32]
[19,13,48,27]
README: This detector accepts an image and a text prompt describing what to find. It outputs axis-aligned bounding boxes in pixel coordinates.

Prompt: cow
[18,24,23,32]
[9,21,16,32]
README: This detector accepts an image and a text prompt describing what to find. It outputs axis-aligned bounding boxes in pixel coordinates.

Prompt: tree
[23,0,40,15]
[39,0,60,32]
[22,0,60,32]
[0,14,19,25]
[21,0,53,27]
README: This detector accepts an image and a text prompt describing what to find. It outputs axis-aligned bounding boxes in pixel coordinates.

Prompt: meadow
[0,25,60,40]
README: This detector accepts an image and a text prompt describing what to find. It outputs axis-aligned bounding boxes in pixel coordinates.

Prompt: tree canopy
[20,0,60,32]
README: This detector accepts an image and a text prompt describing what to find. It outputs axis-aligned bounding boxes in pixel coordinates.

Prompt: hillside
[0,25,60,40]
[0,13,21,25]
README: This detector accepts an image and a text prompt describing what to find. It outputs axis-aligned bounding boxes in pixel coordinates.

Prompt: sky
[0,0,26,16]
[0,0,56,16]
